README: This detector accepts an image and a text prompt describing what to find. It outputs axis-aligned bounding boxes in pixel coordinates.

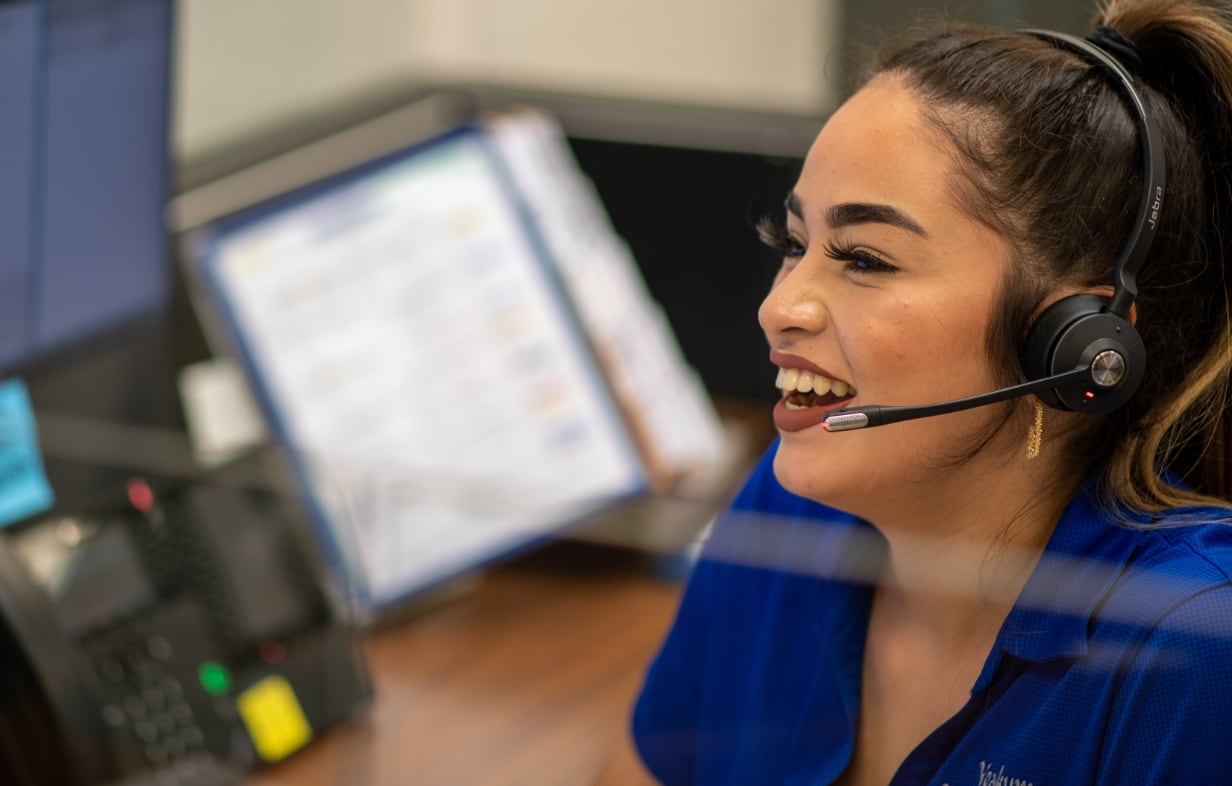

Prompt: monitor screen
[186,125,647,613]
[0,0,172,372]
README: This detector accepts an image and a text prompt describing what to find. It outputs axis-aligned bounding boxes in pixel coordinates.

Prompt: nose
[758,263,828,340]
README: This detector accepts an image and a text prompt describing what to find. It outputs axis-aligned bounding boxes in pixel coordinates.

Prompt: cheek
[850,306,913,372]
[870,299,998,392]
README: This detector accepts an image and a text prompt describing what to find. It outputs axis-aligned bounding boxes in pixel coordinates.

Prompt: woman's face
[760,75,1018,517]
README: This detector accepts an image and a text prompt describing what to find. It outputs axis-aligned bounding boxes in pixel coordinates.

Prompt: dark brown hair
[864,0,1232,513]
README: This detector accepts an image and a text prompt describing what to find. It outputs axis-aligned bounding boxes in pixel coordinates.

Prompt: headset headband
[1024,29,1167,319]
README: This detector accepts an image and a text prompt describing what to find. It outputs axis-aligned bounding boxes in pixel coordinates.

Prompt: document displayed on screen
[191,128,646,611]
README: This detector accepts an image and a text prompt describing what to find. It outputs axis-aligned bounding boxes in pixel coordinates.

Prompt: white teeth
[774,367,853,397]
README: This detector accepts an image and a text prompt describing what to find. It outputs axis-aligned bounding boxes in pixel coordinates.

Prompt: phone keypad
[87,602,236,785]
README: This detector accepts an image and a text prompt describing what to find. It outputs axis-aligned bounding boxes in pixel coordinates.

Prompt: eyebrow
[785,192,928,238]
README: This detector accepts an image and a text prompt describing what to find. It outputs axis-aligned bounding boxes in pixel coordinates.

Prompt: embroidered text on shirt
[979,760,1034,786]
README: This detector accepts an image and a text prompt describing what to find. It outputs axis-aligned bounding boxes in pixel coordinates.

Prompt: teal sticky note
[0,378,54,527]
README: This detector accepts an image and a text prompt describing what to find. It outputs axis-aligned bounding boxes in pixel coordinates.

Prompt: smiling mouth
[775,368,857,410]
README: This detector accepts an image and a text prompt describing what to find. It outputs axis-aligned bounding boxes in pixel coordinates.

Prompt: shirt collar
[990,482,1140,668]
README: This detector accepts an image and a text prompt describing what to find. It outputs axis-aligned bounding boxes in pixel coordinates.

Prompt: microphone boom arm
[822,366,1093,431]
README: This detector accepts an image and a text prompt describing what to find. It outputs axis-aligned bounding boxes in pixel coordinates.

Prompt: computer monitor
[0,0,173,373]
[0,4,181,784]
[0,0,178,510]
[185,124,649,616]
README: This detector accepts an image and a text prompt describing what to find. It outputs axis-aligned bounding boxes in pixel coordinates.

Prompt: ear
[1035,284,1138,326]
[1083,284,1138,326]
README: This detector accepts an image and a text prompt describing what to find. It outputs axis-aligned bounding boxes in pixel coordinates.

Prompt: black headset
[1019,30,1167,414]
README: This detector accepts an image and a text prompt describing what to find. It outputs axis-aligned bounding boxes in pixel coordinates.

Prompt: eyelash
[756,218,897,275]
[756,217,805,258]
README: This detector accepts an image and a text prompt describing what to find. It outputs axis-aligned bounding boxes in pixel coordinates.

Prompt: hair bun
[1086,25,1143,70]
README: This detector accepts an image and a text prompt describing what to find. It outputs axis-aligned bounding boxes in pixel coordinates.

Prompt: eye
[756,217,806,258]
[823,240,897,275]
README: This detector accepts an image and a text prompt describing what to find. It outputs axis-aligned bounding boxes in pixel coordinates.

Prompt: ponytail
[1096,0,1232,506]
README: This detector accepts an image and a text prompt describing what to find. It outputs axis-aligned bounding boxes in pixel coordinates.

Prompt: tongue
[787,391,848,408]
[786,392,811,407]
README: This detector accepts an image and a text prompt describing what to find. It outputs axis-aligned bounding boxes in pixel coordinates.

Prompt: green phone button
[198,662,232,695]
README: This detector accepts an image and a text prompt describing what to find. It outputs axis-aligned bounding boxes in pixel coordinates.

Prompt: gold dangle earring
[1026,399,1045,460]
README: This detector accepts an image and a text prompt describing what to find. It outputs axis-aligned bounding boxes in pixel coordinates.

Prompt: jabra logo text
[1148,185,1163,230]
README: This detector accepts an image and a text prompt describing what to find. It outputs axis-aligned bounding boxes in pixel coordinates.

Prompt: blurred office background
[174,0,1091,163]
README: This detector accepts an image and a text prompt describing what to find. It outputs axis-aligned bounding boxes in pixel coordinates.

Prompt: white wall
[175,0,839,164]
[174,0,418,162]
[406,0,838,114]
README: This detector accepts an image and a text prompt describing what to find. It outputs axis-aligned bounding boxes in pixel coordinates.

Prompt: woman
[599,1,1232,783]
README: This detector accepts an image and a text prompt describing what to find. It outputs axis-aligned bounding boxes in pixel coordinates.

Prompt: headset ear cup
[1022,294,1146,414]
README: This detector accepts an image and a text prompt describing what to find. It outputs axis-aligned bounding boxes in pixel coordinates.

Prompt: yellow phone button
[236,675,314,762]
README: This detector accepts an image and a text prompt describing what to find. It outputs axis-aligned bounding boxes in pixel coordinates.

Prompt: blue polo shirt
[633,443,1232,785]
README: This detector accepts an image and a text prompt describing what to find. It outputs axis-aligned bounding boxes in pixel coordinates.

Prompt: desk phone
[0,475,372,785]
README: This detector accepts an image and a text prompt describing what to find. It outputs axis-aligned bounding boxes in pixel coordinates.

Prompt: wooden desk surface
[244,544,684,786]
